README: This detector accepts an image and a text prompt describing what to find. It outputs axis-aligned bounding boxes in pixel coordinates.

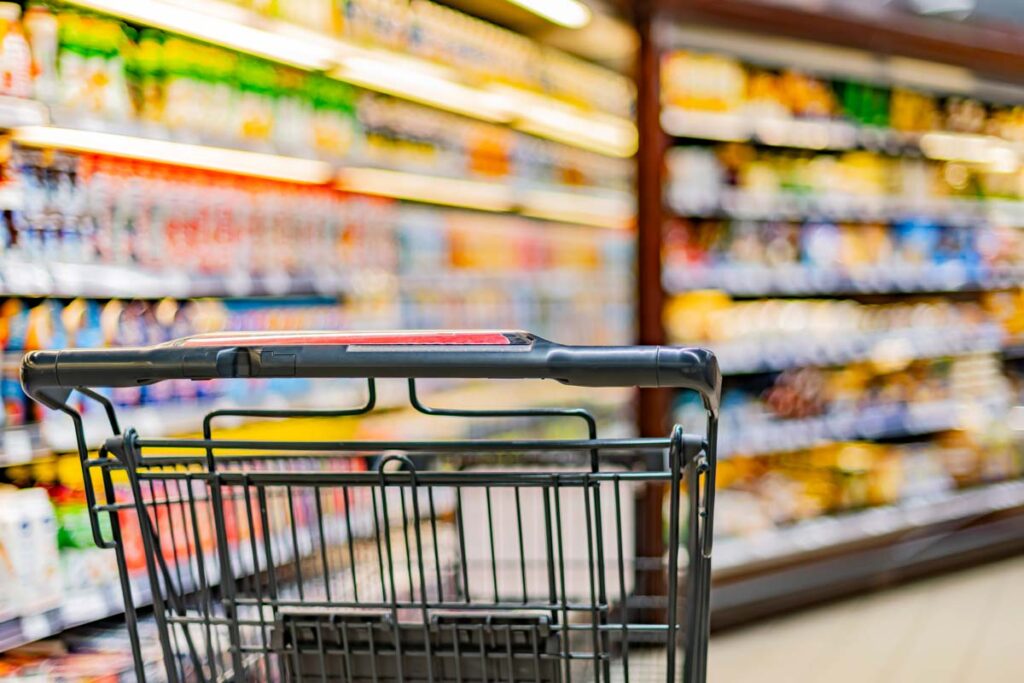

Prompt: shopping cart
[22,330,720,683]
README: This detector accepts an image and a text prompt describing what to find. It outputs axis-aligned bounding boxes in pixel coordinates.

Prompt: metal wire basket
[22,330,720,682]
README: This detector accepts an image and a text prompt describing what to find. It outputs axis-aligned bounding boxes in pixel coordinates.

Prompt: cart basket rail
[21,330,720,415]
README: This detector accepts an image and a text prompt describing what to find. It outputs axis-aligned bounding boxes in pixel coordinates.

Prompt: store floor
[708,555,1024,682]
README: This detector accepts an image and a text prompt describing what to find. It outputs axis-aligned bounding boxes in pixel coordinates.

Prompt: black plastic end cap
[656,347,722,416]
[20,350,69,407]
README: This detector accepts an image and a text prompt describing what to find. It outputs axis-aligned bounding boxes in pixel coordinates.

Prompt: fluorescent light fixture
[520,188,634,229]
[64,0,335,70]
[12,127,335,184]
[504,0,592,29]
[333,56,512,124]
[338,167,515,212]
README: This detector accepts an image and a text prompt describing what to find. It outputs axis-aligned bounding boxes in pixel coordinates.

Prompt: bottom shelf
[711,481,1024,629]
[0,580,142,654]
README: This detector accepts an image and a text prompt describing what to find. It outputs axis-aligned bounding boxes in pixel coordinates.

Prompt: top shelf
[65,0,637,158]
[655,0,1024,86]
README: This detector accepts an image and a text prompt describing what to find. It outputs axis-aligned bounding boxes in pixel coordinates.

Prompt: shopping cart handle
[22,330,721,414]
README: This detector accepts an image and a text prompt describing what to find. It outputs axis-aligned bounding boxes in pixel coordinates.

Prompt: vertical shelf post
[633,0,672,619]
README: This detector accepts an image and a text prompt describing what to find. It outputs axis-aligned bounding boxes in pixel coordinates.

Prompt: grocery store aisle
[708,555,1024,682]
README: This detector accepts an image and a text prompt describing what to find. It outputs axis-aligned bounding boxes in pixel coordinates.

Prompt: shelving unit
[711,479,1024,627]
[0,0,640,661]
[634,0,1024,623]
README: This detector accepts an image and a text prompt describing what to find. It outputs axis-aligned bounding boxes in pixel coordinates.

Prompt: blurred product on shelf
[337,0,633,118]
[0,297,368,429]
[395,209,633,343]
[0,242,631,432]
[714,434,1022,540]
[664,210,1014,270]
[675,354,1014,458]
[0,486,61,621]
[662,220,1022,297]
[661,210,1023,295]
[0,618,165,678]
[13,4,635,167]
[666,145,1024,219]
[0,3,32,100]
[664,292,1007,373]
[6,148,368,277]
[661,49,1024,141]
[51,9,356,155]
[357,94,632,191]
[0,147,631,310]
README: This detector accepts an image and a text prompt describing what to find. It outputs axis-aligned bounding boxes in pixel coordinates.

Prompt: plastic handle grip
[21,331,721,414]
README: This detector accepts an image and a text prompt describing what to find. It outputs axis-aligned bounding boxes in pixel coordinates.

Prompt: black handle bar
[22,330,720,414]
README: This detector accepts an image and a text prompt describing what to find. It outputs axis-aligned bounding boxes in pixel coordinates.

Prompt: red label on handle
[175,330,528,348]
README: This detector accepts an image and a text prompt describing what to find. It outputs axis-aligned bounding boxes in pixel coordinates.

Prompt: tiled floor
[708,555,1024,682]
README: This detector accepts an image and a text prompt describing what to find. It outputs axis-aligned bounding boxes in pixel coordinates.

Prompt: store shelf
[0,260,361,300]
[0,261,633,302]
[399,269,631,296]
[8,126,633,227]
[63,0,637,158]
[717,398,964,459]
[0,424,51,467]
[663,107,870,149]
[337,167,634,228]
[0,523,326,653]
[668,189,1024,227]
[711,480,1024,627]
[714,480,1024,573]
[662,107,1024,170]
[12,126,335,184]
[0,609,63,653]
[663,262,1024,298]
[709,325,1004,375]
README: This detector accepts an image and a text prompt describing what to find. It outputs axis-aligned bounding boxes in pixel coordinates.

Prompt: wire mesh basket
[22,330,720,682]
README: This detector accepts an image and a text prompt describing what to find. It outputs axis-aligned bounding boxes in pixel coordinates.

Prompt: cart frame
[22,330,720,682]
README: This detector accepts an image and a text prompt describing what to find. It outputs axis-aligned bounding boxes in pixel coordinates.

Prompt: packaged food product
[0,2,32,98]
